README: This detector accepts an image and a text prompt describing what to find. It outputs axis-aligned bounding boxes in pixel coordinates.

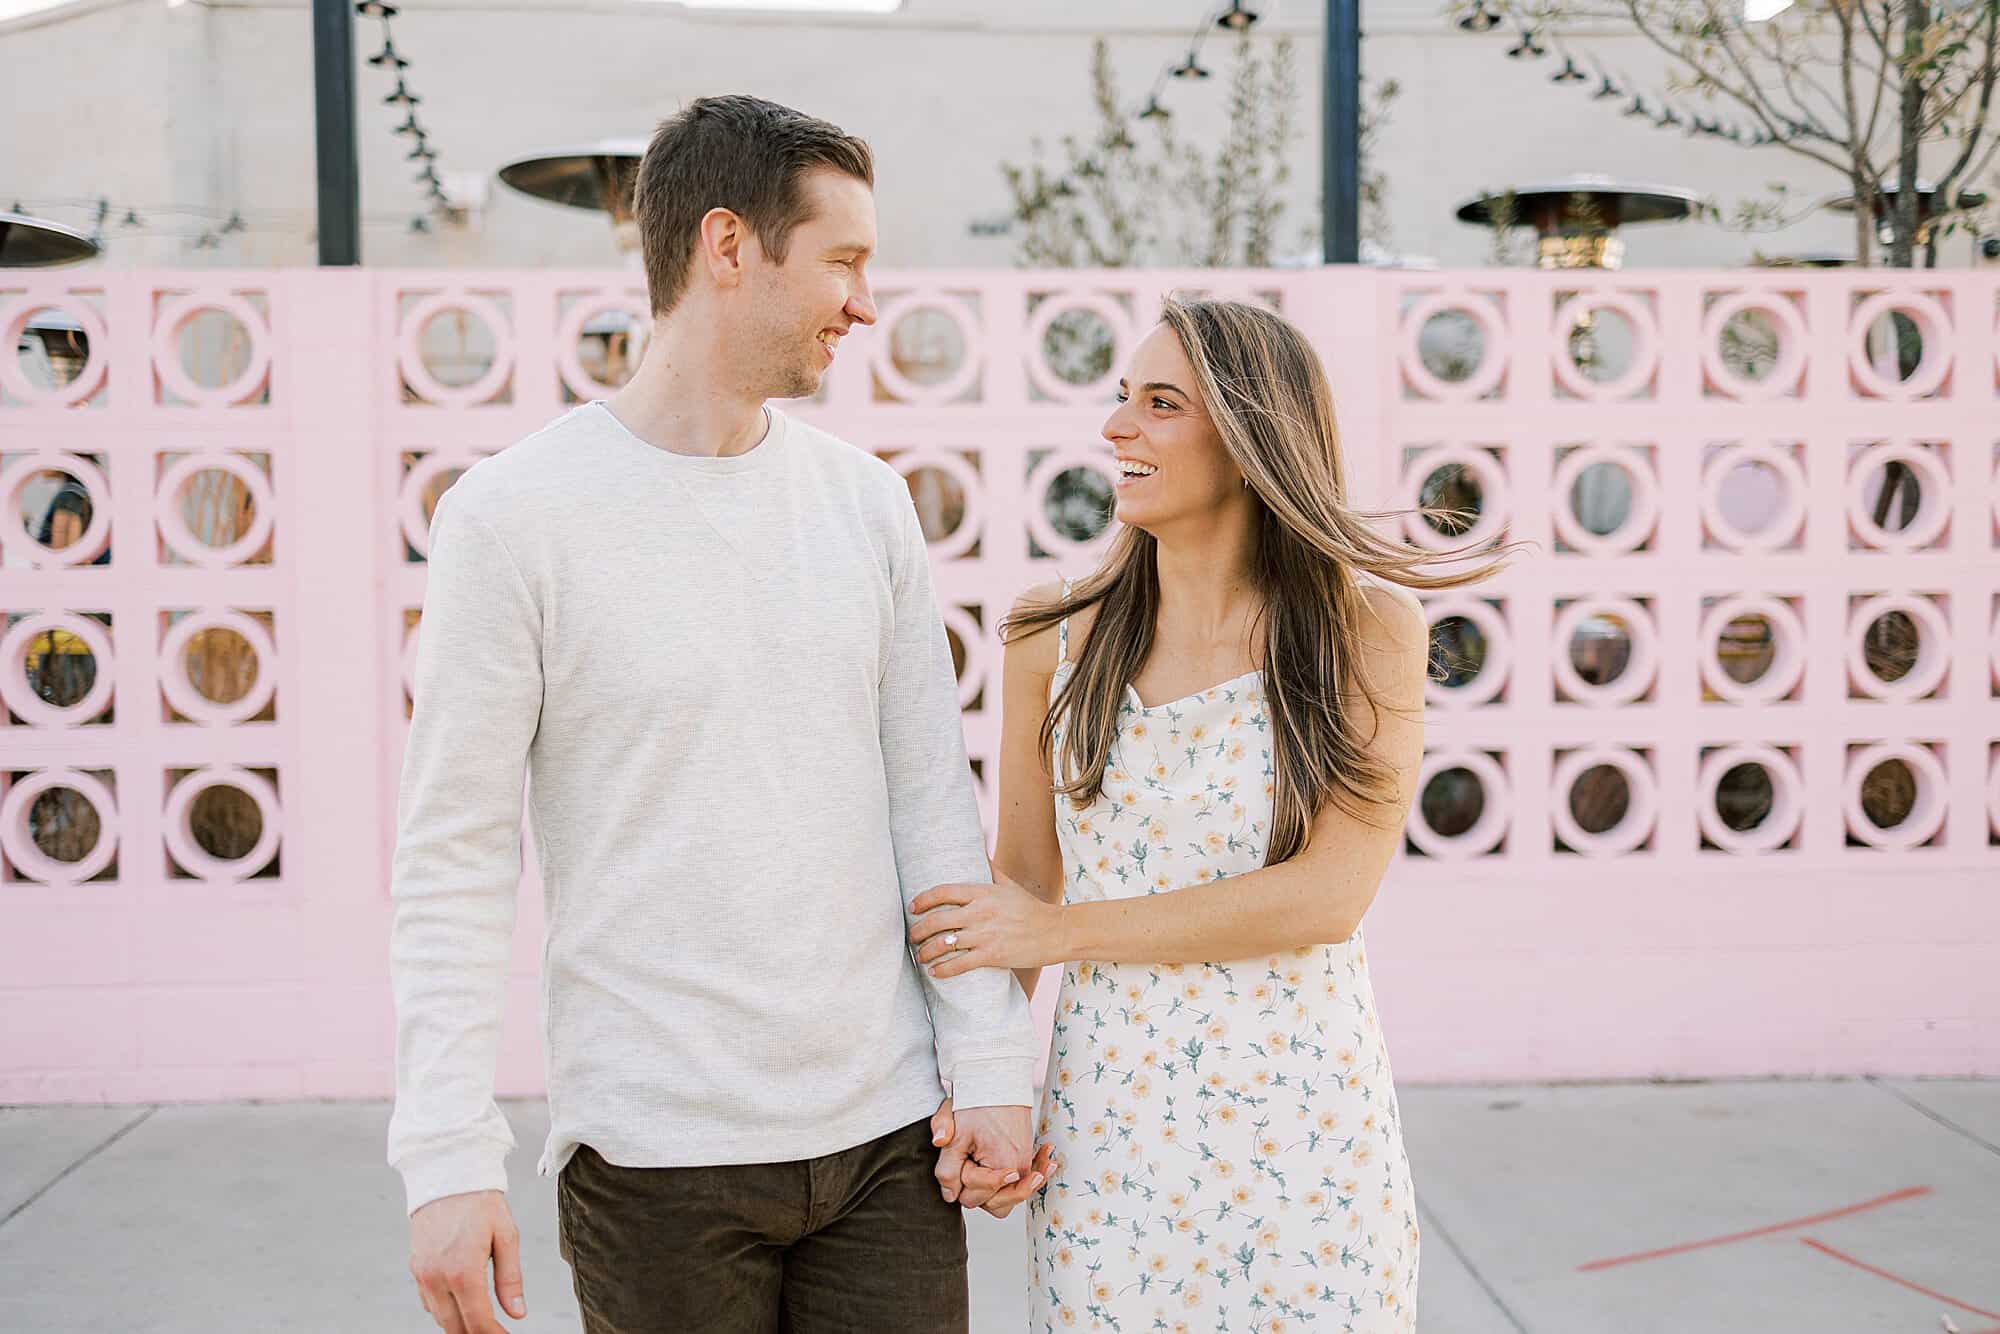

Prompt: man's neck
[604,311,770,459]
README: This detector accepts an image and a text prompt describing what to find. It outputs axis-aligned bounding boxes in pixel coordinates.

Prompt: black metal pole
[312,0,361,265]
[1323,0,1361,264]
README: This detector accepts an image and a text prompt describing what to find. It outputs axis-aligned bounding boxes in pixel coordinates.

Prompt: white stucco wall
[4,0,1993,270]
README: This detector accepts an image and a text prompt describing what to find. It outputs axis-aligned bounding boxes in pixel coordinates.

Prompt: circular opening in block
[1416,309,1485,384]
[1420,766,1485,838]
[29,785,101,864]
[1568,459,1634,537]
[18,468,94,551]
[905,465,968,544]
[1718,306,1783,382]
[887,306,967,388]
[1716,761,1775,832]
[179,467,259,550]
[417,306,499,389]
[1429,615,1488,689]
[420,468,465,530]
[1569,764,1631,835]
[1418,462,1483,538]
[1858,758,1917,830]
[1716,612,1777,685]
[189,784,265,862]
[175,307,255,391]
[1040,307,1116,387]
[1862,610,1919,684]
[574,309,647,390]
[1862,309,1924,383]
[1714,459,1788,538]
[22,623,99,709]
[1567,612,1635,687]
[1043,465,1114,543]
[1856,456,1925,535]
[183,627,258,706]
[18,307,92,391]
[1565,306,1637,385]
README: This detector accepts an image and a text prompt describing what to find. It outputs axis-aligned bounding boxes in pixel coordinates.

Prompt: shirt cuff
[397,1143,511,1216]
[944,1055,1037,1112]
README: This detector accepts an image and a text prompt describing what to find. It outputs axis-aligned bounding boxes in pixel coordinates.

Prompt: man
[389,95,1046,1334]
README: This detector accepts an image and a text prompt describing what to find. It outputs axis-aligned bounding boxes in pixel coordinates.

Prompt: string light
[354,0,454,232]
[1215,1,1258,31]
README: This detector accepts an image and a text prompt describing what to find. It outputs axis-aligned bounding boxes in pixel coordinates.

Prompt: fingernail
[508,1299,525,1316]
[1031,1174,1045,1188]
[1003,1172,1020,1185]
[942,1190,955,1202]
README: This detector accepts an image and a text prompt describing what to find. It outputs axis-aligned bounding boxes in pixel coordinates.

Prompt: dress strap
[1057,579,1072,667]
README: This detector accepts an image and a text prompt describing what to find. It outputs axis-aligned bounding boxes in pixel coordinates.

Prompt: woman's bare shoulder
[1005,579,1098,678]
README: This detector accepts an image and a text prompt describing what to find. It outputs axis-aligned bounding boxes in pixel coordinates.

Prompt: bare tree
[997,35,1400,267]
[1447,0,2000,265]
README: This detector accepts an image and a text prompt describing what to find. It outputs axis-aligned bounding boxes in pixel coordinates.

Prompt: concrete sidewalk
[1,1080,1994,1333]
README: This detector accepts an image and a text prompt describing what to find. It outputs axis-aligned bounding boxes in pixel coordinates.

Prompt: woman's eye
[1153,398,1175,411]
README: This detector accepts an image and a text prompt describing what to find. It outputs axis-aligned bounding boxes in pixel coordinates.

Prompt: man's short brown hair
[633,95,875,317]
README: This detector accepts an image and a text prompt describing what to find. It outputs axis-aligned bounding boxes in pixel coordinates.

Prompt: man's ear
[698,207,746,291]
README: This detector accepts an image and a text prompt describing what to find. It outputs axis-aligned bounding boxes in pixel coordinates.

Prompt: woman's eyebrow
[1117,379,1188,397]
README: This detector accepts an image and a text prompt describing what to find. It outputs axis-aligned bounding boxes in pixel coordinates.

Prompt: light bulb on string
[1216,1,1258,31]
[1138,97,1170,121]
[383,80,421,107]
[1171,52,1211,80]
[1550,55,1586,83]
[368,38,407,69]
[1458,5,1499,31]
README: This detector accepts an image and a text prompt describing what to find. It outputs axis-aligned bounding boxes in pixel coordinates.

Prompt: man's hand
[931,1098,1052,1218]
[408,1189,525,1334]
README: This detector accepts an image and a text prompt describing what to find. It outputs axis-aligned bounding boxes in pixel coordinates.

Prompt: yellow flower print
[1217,1105,1238,1125]
[1353,1143,1374,1167]
[1181,1282,1202,1306]
[1192,1258,1210,1275]
[1142,1050,1160,1067]
[1175,1217,1195,1234]
[1191,724,1207,742]
[1133,1076,1152,1098]
[1131,723,1148,739]
[1100,1170,1120,1191]
[1182,983,1202,1001]
[1058,1307,1076,1327]
[1316,1241,1337,1263]
[1227,741,1246,762]
[1204,832,1225,853]
[1151,762,1168,780]
[1057,1247,1074,1268]
[1196,868,1213,883]
[1258,1137,1280,1157]
[1076,818,1093,836]
[1213,1160,1235,1179]
[1232,1186,1253,1205]
[1306,1190,1327,1209]
[1168,1191,1186,1210]
[1120,791,1138,807]
[1318,1112,1339,1132]
[1087,1208,1104,1226]
[1153,873,1172,890]
[1148,1254,1167,1275]
[1257,1223,1281,1247]
[1206,1020,1228,1041]
[1104,1045,1121,1062]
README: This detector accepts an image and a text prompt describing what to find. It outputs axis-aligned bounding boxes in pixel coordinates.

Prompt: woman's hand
[910,868,1066,979]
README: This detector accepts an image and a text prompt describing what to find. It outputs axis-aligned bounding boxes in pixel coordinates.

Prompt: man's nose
[847,278,878,327]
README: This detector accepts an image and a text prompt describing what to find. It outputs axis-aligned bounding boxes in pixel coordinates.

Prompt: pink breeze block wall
[0,267,1995,1104]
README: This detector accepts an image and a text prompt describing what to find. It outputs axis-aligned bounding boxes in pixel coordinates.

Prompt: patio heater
[496,141,646,251]
[0,211,99,267]
[1453,174,1699,269]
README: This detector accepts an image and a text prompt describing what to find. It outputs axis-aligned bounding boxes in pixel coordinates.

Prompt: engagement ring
[943,933,959,948]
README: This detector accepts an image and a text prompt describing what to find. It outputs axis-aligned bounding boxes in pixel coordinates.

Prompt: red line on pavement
[1576,1186,1931,1272]
[1798,1238,2000,1321]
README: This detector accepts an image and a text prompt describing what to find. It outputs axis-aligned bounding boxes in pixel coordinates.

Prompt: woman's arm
[911,583,1429,977]
[991,583,1069,1001]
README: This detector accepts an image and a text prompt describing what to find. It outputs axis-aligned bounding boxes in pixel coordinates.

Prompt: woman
[913,297,1505,1332]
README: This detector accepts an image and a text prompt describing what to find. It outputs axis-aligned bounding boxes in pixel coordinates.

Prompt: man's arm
[876,499,1039,1115]
[387,486,544,1216]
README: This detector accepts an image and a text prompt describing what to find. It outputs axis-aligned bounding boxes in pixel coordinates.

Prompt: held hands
[931,1097,1054,1220]
[909,865,1065,979]
[408,1189,525,1333]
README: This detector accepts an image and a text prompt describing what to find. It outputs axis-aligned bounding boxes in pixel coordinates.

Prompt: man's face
[735,168,879,400]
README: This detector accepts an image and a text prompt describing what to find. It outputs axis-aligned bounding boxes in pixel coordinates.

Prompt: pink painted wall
[0,268,1994,1103]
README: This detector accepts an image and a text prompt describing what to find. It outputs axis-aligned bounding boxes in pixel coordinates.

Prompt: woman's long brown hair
[1003,297,1512,865]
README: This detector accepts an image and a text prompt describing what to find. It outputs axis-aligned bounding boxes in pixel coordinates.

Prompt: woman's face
[1100,324,1245,533]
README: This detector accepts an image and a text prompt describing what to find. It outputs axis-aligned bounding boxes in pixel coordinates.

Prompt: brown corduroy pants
[555,1117,969,1334]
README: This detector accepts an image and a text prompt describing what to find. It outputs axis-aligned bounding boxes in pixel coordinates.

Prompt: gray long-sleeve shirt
[386,402,1037,1215]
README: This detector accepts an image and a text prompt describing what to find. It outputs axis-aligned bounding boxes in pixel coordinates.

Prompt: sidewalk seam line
[0,1105,158,1233]
[1866,1077,2000,1159]
[1418,1200,1531,1334]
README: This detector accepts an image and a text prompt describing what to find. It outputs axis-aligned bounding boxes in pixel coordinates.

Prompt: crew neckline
[589,400,789,475]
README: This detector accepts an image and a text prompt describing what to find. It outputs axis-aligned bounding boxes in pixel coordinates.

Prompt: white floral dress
[1026,613,1419,1334]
